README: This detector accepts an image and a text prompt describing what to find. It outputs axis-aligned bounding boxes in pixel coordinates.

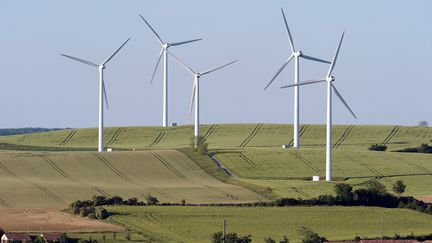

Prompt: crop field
[0,124,431,151]
[0,150,263,208]
[68,206,432,242]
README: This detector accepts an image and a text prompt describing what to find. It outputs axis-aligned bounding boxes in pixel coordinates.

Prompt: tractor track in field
[146,132,166,148]
[333,125,356,149]
[17,134,31,142]
[40,155,111,197]
[59,129,77,145]
[288,124,309,148]
[392,156,432,175]
[240,124,264,147]
[202,124,218,141]
[0,161,67,207]
[289,151,320,173]
[236,152,263,172]
[152,152,237,200]
[290,187,310,197]
[94,154,170,199]
[345,156,393,186]
[0,198,11,208]
[381,126,401,146]
[106,128,124,146]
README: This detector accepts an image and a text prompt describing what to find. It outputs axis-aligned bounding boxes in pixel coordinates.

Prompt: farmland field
[0,150,264,208]
[69,206,432,242]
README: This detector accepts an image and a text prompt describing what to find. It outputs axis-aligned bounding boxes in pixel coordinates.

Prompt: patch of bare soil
[0,208,123,232]
[415,195,432,203]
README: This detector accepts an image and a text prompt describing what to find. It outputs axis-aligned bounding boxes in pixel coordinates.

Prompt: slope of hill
[0,150,264,208]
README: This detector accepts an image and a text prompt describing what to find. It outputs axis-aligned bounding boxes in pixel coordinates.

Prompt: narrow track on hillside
[106,128,124,146]
[40,155,111,197]
[146,132,166,148]
[17,134,31,143]
[289,151,320,173]
[345,156,394,186]
[236,152,263,172]
[94,154,170,199]
[381,126,401,146]
[287,124,309,148]
[239,124,264,147]
[0,161,67,207]
[391,155,432,176]
[59,129,77,145]
[290,187,310,197]
[152,152,237,200]
[333,125,356,149]
[202,124,218,141]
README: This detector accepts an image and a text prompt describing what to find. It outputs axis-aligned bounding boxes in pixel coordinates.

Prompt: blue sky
[0,0,431,128]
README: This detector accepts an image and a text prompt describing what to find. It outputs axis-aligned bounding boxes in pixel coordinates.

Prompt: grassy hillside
[0,150,263,208]
[0,124,431,151]
[70,206,432,242]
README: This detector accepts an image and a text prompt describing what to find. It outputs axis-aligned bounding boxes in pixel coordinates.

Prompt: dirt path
[0,208,123,232]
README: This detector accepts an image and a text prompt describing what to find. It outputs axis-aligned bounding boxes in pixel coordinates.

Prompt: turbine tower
[169,52,237,141]
[139,14,202,127]
[61,38,131,152]
[280,32,357,181]
[264,8,330,148]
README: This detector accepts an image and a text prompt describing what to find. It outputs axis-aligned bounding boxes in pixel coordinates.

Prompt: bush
[365,181,387,195]
[418,143,432,153]
[368,144,387,151]
[95,207,110,220]
[34,235,46,243]
[334,183,353,202]
[280,236,290,243]
[297,227,326,243]
[211,231,252,243]
[264,238,276,243]
[145,194,159,205]
[392,180,406,195]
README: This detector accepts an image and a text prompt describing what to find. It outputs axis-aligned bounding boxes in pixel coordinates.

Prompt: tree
[366,181,387,195]
[392,180,406,195]
[34,235,46,243]
[264,238,276,243]
[211,232,252,243]
[145,194,159,205]
[417,143,432,153]
[60,233,69,243]
[368,144,387,151]
[334,183,353,201]
[280,236,290,243]
[95,207,110,220]
[297,227,326,243]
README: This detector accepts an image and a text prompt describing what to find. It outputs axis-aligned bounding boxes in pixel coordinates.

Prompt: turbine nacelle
[98,64,106,70]
[326,76,335,82]
[293,51,302,57]
[162,43,169,49]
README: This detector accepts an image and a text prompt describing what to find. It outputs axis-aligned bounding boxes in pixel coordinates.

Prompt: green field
[69,206,432,242]
[0,150,263,208]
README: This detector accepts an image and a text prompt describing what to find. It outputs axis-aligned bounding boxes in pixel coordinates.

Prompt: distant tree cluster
[0,127,64,136]
[418,121,429,127]
[368,144,387,151]
[398,143,432,154]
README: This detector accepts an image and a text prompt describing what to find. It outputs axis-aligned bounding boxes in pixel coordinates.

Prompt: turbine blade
[332,83,357,119]
[169,38,202,47]
[327,31,345,77]
[189,80,196,118]
[139,14,164,45]
[102,79,109,110]
[281,8,295,53]
[150,48,164,85]
[279,78,326,89]
[103,37,131,65]
[301,54,331,64]
[60,54,98,67]
[168,51,195,75]
[200,60,238,76]
[264,54,294,91]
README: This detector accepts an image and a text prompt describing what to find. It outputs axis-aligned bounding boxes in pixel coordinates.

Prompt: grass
[0,150,264,208]
[68,205,432,243]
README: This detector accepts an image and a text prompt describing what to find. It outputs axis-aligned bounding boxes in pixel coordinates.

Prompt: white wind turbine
[139,14,202,127]
[264,8,330,148]
[169,52,237,141]
[280,32,357,181]
[61,38,131,152]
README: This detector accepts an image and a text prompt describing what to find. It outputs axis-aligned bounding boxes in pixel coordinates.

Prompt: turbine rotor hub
[326,76,335,82]
[294,51,302,57]
[99,65,105,70]
[163,43,169,49]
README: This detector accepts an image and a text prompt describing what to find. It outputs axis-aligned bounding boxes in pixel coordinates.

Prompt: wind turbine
[280,32,357,181]
[139,14,202,127]
[264,8,330,149]
[169,52,237,141]
[61,37,131,152]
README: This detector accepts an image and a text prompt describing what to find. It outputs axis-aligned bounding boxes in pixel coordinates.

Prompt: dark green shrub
[280,236,290,243]
[95,207,110,220]
[334,183,353,201]
[365,181,387,195]
[392,180,406,195]
[264,238,276,243]
[145,194,159,205]
[368,144,387,151]
[297,227,326,243]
